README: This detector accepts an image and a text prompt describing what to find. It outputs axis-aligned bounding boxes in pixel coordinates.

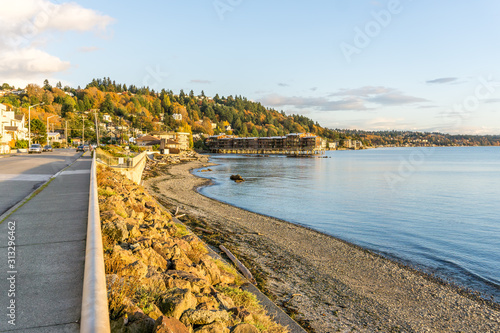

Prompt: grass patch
[174,223,190,238]
[107,275,140,320]
[134,282,165,315]
[98,187,116,197]
[214,259,244,286]
[185,241,209,264]
[217,286,288,333]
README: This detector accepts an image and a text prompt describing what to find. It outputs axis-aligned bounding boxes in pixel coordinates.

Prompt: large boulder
[215,293,235,310]
[228,307,253,322]
[126,314,156,333]
[153,243,189,262]
[122,260,148,279]
[111,245,137,270]
[103,220,129,242]
[231,323,259,333]
[194,322,229,333]
[229,174,245,183]
[153,316,189,333]
[179,309,230,326]
[199,258,221,285]
[158,288,197,319]
[164,270,209,293]
[137,248,169,270]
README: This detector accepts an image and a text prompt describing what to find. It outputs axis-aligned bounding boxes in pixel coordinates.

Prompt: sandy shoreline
[144,156,500,332]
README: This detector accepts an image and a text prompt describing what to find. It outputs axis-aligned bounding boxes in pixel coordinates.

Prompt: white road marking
[59,170,91,175]
[0,174,52,182]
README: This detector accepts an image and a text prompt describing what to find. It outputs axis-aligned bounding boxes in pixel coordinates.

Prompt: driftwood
[174,206,179,216]
[219,245,256,284]
[175,214,186,219]
[195,227,213,234]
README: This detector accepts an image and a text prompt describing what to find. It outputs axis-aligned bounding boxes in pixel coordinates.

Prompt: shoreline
[144,156,500,332]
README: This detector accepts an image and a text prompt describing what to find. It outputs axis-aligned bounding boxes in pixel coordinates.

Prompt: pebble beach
[144,156,500,332]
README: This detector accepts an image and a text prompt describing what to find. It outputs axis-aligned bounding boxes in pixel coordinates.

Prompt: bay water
[195,147,500,302]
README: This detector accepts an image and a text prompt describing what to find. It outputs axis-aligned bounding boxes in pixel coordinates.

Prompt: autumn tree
[26,84,44,104]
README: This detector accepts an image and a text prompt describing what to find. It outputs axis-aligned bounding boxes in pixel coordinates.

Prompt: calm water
[195,147,500,302]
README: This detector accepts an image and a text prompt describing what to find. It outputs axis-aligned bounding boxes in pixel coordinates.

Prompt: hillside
[1,78,499,147]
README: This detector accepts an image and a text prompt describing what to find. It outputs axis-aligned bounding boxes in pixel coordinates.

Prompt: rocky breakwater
[97,165,287,333]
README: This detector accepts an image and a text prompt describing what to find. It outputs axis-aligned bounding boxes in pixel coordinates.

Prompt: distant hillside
[1,78,499,147]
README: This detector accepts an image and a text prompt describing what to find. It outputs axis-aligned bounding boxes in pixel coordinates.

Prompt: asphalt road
[0,149,82,217]
[0,151,91,332]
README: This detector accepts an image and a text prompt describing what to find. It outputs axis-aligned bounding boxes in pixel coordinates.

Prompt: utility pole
[65,121,68,147]
[93,109,100,146]
[82,114,85,144]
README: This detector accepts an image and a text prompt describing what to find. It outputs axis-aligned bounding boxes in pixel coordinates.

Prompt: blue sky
[1,0,500,134]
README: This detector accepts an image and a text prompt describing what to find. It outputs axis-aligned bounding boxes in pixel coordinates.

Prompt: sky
[1,0,500,135]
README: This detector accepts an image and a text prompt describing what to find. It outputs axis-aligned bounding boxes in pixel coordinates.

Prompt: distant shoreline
[144,156,500,332]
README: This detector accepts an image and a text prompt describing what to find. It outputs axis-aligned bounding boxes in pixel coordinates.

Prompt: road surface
[0,150,91,332]
[0,149,82,216]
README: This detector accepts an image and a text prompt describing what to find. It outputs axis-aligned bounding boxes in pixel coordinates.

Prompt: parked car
[43,145,53,152]
[76,145,85,152]
[28,144,43,154]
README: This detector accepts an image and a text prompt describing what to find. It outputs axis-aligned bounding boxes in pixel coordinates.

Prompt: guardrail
[95,149,146,168]
[81,152,110,333]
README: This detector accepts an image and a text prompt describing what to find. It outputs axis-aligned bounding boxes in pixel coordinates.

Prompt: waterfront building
[206,133,324,154]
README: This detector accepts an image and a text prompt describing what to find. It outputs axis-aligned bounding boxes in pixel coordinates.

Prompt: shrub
[15,139,29,148]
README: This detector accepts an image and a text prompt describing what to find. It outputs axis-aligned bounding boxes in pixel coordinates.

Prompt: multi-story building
[0,104,28,154]
[154,131,191,151]
[206,133,324,154]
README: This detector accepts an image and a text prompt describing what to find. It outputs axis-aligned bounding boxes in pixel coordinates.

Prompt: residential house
[136,135,161,147]
[172,113,182,121]
[48,132,62,144]
[0,104,28,154]
[154,131,191,151]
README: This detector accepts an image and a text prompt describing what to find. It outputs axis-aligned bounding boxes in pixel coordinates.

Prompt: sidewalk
[0,154,92,332]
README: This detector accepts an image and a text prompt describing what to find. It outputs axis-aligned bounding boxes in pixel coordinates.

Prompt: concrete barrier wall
[114,152,148,184]
[96,151,148,185]
[81,153,110,333]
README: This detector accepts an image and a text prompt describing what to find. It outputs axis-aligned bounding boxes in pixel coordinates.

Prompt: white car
[28,144,43,154]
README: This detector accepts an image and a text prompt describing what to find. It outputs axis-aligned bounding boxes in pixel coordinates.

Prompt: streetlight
[92,109,100,147]
[28,102,44,146]
[46,115,57,145]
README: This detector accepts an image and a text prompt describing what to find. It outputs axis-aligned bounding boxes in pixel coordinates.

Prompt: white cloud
[258,94,368,111]
[190,79,212,84]
[0,0,114,84]
[330,86,393,97]
[258,86,428,112]
[0,48,70,77]
[426,77,458,84]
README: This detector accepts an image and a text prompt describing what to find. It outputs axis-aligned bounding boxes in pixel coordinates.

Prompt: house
[136,135,161,147]
[103,114,112,123]
[0,104,28,154]
[154,131,191,151]
[48,132,61,144]
[172,113,182,121]
[353,140,363,149]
